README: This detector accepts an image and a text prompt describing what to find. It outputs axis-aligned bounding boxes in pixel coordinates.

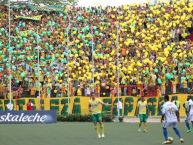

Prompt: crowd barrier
[0,94,192,117]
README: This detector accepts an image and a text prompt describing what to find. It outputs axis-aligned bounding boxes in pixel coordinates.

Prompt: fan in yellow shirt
[89,92,107,139]
[136,96,148,133]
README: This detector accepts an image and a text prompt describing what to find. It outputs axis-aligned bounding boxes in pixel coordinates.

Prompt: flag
[15,15,42,21]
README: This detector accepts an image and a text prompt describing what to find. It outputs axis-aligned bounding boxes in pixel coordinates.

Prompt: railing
[119,84,158,97]
[0,82,192,99]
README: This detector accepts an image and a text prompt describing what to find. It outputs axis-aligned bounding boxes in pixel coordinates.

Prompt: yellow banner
[0,94,191,117]
[15,15,42,21]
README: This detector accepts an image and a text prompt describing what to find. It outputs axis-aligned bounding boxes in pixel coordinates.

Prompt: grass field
[0,123,192,145]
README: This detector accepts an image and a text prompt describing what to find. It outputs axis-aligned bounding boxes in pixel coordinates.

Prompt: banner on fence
[0,110,56,124]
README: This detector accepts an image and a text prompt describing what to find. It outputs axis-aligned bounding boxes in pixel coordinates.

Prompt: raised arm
[99,101,107,106]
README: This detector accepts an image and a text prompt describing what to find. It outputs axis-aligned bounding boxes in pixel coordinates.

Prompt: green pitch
[0,123,192,145]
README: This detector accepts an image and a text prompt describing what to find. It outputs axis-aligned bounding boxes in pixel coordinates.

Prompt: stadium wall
[0,94,192,117]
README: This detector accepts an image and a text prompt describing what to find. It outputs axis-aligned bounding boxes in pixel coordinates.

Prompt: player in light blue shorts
[183,97,192,133]
[161,95,184,144]
[187,95,193,130]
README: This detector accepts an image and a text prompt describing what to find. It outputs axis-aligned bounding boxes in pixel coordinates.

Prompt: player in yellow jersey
[89,92,107,138]
[136,96,148,133]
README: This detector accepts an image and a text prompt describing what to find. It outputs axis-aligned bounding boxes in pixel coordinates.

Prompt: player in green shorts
[136,96,148,133]
[89,92,107,138]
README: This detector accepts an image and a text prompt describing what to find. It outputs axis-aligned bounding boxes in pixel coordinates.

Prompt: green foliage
[57,114,113,122]
[103,114,113,122]
[57,114,91,122]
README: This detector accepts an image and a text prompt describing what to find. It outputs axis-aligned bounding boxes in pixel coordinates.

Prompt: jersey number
[169,108,175,115]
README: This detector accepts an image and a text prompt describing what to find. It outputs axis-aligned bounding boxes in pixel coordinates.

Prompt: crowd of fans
[0,1,193,99]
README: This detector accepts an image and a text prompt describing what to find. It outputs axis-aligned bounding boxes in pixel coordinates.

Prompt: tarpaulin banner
[15,15,42,21]
[0,110,56,124]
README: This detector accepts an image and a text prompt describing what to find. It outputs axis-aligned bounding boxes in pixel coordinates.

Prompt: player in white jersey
[161,95,184,144]
[183,96,192,133]
[187,96,193,126]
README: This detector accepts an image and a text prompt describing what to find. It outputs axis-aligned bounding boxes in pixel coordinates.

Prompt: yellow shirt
[137,101,147,114]
[89,98,103,114]
[77,88,82,96]
[183,80,187,88]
